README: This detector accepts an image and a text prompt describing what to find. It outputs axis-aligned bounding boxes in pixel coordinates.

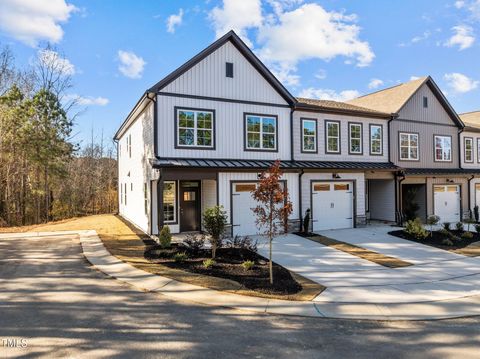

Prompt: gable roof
[347,76,464,127]
[295,97,391,118]
[459,111,480,132]
[147,30,295,104]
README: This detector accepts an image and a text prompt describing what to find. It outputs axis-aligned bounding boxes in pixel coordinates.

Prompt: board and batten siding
[118,102,155,234]
[161,41,287,105]
[368,179,396,221]
[293,111,389,162]
[300,172,366,220]
[217,172,299,224]
[399,83,454,125]
[156,95,291,160]
[460,131,480,167]
[389,120,459,168]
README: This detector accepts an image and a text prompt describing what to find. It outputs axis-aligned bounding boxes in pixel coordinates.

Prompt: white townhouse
[115,31,479,237]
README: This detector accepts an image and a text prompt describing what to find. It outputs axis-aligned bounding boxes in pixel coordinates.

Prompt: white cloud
[455,0,466,8]
[298,87,360,101]
[0,0,76,46]
[444,72,479,93]
[410,75,421,81]
[444,25,475,50]
[166,8,184,34]
[65,94,109,106]
[117,50,146,79]
[315,69,327,80]
[258,3,374,68]
[368,78,383,89]
[38,49,76,75]
[209,0,263,47]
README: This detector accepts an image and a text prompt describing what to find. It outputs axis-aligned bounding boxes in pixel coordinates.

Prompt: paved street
[1,233,480,358]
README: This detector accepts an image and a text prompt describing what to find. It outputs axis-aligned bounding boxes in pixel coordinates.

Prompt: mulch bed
[145,245,302,295]
[295,232,412,268]
[389,229,480,251]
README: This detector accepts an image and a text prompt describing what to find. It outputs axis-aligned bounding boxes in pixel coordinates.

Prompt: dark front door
[180,181,201,232]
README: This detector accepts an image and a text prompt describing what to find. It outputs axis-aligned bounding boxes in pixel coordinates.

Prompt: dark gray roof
[405,168,480,175]
[150,157,399,171]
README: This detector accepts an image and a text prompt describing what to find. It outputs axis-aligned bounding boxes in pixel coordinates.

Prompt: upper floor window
[301,118,317,153]
[245,114,277,151]
[465,137,474,162]
[348,122,362,155]
[176,108,215,149]
[325,120,340,154]
[399,132,419,160]
[423,96,428,108]
[434,135,451,162]
[369,124,383,155]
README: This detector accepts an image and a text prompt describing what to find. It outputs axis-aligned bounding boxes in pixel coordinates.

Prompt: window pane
[350,125,361,138]
[262,118,276,133]
[328,123,338,137]
[328,138,338,152]
[400,147,409,159]
[410,147,418,159]
[263,134,275,149]
[371,126,381,140]
[304,136,315,151]
[247,132,260,148]
[247,117,260,132]
[303,121,315,135]
[179,111,194,128]
[400,135,409,146]
[197,129,212,146]
[351,139,361,152]
[179,128,194,145]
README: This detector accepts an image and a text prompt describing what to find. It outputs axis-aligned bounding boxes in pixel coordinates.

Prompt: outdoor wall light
[332,173,341,179]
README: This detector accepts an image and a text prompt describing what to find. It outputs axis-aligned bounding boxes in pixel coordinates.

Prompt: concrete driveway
[257,228,480,304]
[1,232,480,358]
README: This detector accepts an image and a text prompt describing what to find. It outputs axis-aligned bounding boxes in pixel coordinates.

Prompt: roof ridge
[459,110,480,115]
[348,76,428,101]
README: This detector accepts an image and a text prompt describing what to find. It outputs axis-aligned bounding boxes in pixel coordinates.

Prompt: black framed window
[349,123,362,154]
[226,62,233,78]
[245,114,277,151]
[163,181,176,223]
[399,132,419,160]
[176,108,214,148]
[465,137,474,162]
[370,124,383,155]
[325,121,340,154]
[434,135,452,161]
[302,118,317,152]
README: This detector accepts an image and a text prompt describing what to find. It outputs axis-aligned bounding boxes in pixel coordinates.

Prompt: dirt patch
[389,230,480,257]
[295,232,412,268]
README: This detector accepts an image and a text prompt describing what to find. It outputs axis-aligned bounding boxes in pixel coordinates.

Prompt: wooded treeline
[0,44,117,227]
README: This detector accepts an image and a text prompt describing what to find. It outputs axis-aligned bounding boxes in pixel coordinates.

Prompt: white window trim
[325,121,341,154]
[477,138,480,164]
[301,118,317,152]
[434,135,452,162]
[399,132,419,160]
[465,137,474,163]
[176,108,215,149]
[245,114,278,151]
[163,181,177,224]
[348,123,362,154]
[370,125,383,155]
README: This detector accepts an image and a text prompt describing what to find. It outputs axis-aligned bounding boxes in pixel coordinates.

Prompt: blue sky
[0,0,479,146]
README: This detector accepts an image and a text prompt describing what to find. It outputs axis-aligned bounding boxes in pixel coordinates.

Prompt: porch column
[157,169,164,233]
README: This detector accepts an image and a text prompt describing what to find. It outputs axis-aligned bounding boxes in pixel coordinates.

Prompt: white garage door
[232,182,258,236]
[312,181,354,231]
[434,185,460,223]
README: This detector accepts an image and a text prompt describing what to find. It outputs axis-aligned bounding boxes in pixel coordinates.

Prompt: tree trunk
[269,235,273,284]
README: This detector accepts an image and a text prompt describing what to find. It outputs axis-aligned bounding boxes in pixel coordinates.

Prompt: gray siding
[161,41,287,105]
[399,83,453,125]
[293,111,389,162]
[389,120,459,168]
[460,131,480,167]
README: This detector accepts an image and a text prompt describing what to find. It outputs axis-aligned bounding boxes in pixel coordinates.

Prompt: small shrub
[404,218,428,240]
[242,260,255,270]
[462,231,474,239]
[447,231,461,242]
[455,222,464,231]
[225,235,258,252]
[439,228,449,237]
[159,225,172,248]
[465,216,476,232]
[442,222,451,231]
[442,238,454,246]
[203,206,228,259]
[173,252,188,262]
[202,258,216,269]
[183,233,205,255]
[475,224,480,234]
[426,215,440,236]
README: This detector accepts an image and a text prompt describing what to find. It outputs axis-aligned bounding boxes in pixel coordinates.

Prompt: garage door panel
[312,181,354,231]
[434,185,460,223]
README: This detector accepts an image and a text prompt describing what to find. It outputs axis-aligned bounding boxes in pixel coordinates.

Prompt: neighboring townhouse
[115,31,478,237]
[348,77,473,223]
[459,111,480,213]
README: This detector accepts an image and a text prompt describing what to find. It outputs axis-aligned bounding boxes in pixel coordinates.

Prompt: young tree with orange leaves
[252,160,293,284]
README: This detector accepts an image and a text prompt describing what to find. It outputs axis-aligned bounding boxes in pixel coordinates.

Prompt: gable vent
[226,62,233,78]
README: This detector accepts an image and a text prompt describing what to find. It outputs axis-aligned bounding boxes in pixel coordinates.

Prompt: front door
[180,181,201,232]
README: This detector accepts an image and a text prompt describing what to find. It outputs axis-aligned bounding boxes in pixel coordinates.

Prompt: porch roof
[149,157,399,171]
[404,168,480,175]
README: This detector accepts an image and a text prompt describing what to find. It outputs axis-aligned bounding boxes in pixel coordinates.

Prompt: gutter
[468,174,475,215]
[458,127,464,169]
[298,169,304,230]
[145,92,158,157]
[387,114,398,163]
[290,108,295,161]
[396,170,406,225]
